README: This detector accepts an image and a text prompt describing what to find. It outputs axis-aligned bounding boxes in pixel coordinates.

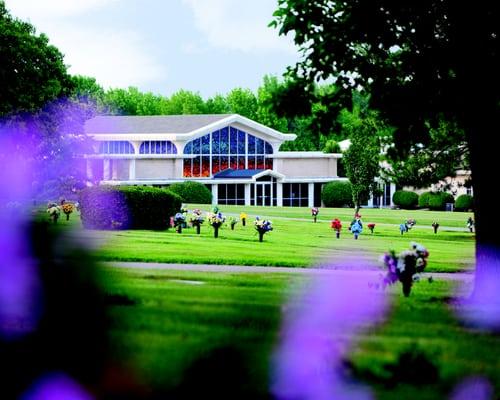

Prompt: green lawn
[101,266,500,399]
[80,205,474,272]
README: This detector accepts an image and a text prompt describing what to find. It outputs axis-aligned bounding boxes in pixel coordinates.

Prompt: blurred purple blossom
[0,135,42,340]
[450,376,493,400]
[271,269,389,400]
[21,372,94,400]
[457,245,500,329]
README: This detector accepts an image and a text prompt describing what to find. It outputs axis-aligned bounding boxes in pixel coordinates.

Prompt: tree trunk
[259,231,264,242]
[214,226,219,238]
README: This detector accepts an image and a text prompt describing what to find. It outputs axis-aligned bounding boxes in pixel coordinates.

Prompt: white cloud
[54,27,166,89]
[5,0,119,19]
[4,0,165,89]
[182,0,296,54]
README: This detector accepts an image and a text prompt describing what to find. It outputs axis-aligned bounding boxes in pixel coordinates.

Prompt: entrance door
[255,183,271,206]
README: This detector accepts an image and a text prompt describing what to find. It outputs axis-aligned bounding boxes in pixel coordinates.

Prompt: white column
[86,159,93,181]
[277,182,283,207]
[367,195,374,207]
[308,182,314,208]
[111,159,118,180]
[103,159,110,180]
[174,158,184,178]
[244,183,251,206]
[129,159,136,181]
[389,183,397,206]
[211,184,218,205]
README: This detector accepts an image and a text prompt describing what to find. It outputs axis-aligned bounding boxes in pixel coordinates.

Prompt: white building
[84,114,345,207]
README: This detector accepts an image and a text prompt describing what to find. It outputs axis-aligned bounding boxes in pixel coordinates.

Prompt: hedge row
[418,191,455,211]
[167,181,212,204]
[392,190,419,209]
[321,181,353,207]
[79,186,182,230]
[455,194,474,211]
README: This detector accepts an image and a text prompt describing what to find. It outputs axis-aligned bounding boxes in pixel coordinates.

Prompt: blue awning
[213,169,266,179]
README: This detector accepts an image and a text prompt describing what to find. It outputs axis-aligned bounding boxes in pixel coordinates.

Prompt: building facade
[84,114,345,207]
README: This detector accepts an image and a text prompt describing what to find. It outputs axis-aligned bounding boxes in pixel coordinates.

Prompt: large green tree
[0,1,73,116]
[341,108,382,214]
[272,1,500,314]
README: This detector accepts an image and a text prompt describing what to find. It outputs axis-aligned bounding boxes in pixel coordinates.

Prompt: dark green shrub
[79,185,182,230]
[418,191,432,208]
[168,181,212,204]
[392,190,419,209]
[455,194,474,211]
[321,181,353,207]
[428,192,455,211]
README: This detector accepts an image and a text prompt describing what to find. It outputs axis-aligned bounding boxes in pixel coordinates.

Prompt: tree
[0,1,73,116]
[226,88,258,120]
[384,120,469,189]
[272,1,500,320]
[341,109,381,214]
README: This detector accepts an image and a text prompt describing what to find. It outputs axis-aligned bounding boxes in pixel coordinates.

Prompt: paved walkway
[102,261,474,282]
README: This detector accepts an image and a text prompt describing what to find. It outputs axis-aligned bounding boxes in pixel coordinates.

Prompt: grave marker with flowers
[240,212,247,226]
[381,242,429,297]
[61,203,74,221]
[174,212,186,233]
[254,217,273,242]
[207,211,225,238]
[228,216,238,230]
[47,202,61,224]
[311,207,319,223]
[189,209,204,234]
[330,218,342,238]
[367,223,376,234]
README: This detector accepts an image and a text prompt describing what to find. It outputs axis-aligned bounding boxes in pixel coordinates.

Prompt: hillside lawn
[38,204,493,398]
[76,205,475,273]
[102,267,500,399]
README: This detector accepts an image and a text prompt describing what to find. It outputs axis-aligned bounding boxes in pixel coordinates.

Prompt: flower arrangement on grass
[189,209,204,234]
[61,203,74,221]
[207,211,225,238]
[228,216,238,230]
[432,221,439,234]
[367,223,376,234]
[254,217,273,242]
[311,207,319,223]
[400,218,416,235]
[174,212,186,233]
[330,218,342,239]
[240,212,248,226]
[46,202,61,224]
[381,242,429,297]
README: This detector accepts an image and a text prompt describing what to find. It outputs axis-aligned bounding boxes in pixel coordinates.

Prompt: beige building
[84,114,345,206]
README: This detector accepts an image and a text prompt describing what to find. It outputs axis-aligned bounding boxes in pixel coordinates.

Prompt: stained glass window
[182,126,274,177]
[139,141,177,154]
[99,141,134,154]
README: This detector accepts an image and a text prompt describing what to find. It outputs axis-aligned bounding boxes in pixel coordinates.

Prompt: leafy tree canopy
[0,1,73,116]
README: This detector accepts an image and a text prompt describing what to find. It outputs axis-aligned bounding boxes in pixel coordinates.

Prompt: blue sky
[5,0,299,98]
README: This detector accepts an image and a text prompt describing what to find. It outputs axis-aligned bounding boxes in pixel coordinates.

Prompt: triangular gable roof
[84,114,296,142]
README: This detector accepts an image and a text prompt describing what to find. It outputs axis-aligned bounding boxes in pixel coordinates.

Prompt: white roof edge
[273,152,342,158]
[86,114,298,142]
[252,169,286,181]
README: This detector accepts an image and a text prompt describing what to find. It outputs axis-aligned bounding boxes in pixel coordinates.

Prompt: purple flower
[271,269,388,399]
[21,372,93,400]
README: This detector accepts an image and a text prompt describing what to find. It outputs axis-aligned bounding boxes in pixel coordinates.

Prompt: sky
[5,0,299,98]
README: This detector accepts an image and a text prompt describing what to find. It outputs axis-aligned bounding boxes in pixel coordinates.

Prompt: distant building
[84,114,345,207]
